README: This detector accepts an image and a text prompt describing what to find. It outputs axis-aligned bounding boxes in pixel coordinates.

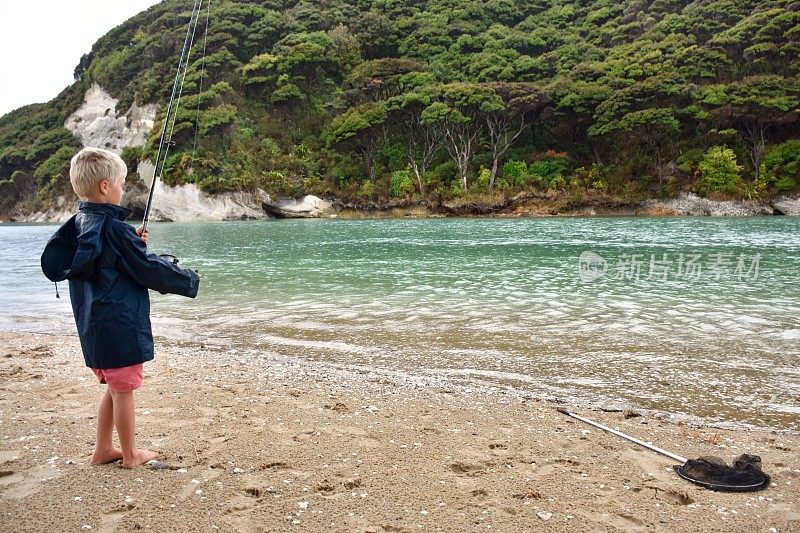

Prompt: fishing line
[142,0,205,230]
[158,2,203,195]
[192,0,212,161]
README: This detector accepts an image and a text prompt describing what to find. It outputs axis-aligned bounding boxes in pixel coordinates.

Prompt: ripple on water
[2,218,799,430]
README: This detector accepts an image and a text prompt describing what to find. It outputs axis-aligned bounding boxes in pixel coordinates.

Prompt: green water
[2,217,799,430]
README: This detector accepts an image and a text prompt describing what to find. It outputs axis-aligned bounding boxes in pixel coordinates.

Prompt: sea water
[2,217,798,430]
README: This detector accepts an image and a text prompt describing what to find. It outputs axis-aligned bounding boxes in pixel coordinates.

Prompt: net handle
[557,407,688,463]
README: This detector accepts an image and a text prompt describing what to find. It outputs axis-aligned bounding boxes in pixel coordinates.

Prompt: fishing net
[674,453,771,492]
[556,408,772,492]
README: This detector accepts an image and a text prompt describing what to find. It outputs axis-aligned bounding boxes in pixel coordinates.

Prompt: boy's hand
[136,225,149,245]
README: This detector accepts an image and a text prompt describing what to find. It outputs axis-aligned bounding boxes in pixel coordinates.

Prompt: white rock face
[64,84,157,154]
[137,160,156,188]
[142,183,272,221]
[642,192,775,216]
[25,207,74,223]
[264,195,334,218]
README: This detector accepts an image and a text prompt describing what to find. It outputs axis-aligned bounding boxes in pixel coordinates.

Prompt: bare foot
[91,447,124,465]
[121,449,158,468]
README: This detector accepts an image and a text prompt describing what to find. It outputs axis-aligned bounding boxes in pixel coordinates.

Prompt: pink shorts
[91,364,144,392]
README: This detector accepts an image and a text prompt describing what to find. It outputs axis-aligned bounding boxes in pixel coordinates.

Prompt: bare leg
[111,390,157,468]
[91,388,123,464]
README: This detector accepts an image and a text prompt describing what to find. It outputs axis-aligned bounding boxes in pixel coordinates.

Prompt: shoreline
[1,330,798,531]
[4,190,799,222]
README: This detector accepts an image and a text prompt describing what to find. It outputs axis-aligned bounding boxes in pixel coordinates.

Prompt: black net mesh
[674,454,770,492]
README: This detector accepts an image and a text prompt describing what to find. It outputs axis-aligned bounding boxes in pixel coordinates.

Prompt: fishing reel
[159,253,179,265]
[159,253,200,278]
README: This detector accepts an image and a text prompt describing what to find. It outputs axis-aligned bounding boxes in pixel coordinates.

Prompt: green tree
[325,101,388,182]
[483,82,550,188]
[701,76,800,182]
[761,140,800,192]
[699,145,743,196]
[423,83,502,191]
[387,87,443,195]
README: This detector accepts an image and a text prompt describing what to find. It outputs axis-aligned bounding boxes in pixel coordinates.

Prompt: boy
[41,147,200,468]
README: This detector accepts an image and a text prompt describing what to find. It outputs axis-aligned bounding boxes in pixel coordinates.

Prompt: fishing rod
[142,0,205,231]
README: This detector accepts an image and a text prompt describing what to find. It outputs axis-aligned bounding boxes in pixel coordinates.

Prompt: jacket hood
[40,202,131,282]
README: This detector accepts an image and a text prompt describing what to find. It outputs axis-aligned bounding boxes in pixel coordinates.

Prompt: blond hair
[69,147,127,198]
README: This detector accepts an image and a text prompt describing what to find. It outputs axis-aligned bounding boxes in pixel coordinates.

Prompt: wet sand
[0,330,798,532]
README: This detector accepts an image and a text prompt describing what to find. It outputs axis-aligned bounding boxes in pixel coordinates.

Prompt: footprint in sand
[615,512,647,528]
[619,448,673,481]
[644,484,695,506]
[98,503,135,533]
[258,461,290,472]
[292,429,317,443]
[1,463,65,499]
[381,525,411,533]
[323,401,349,412]
[314,476,362,500]
[17,345,55,358]
[511,490,542,500]
[449,461,488,476]
[572,509,650,532]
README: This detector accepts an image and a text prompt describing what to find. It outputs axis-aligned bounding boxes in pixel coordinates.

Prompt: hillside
[1,0,799,216]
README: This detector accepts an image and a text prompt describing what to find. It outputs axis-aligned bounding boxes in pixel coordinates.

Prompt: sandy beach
[0,330,798,532]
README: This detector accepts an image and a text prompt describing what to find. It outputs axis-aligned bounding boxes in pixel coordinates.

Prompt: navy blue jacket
[41,202,199,369]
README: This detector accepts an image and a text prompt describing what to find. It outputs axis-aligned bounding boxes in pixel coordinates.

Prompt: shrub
[475,167,491,189]
[549,175,567,191]
[501,160,529,187]
[677,148,704,173]
[358,180,375,198]
[571,165,606,191]
[389,169,415,197]
[698,145,742,196]
[661,175,681,198]
[428,160,458,189]
[260,137,281,157]
[120,146,144,176]
[380,142,405,169]
[33,146,74,186]
[261,170,291,194]
[529,152,570,187]
[760,140,800,192]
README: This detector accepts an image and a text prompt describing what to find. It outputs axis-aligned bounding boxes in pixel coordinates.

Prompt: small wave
[256,333,370,354]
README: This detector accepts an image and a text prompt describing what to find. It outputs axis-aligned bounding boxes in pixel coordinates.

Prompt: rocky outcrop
[20,195,75,223]
[639,192,776,216]
[14,186,346,223]
[64,84,157,154]
[771,196,800,216]
[262,195,335,218]
[124,183,274,222]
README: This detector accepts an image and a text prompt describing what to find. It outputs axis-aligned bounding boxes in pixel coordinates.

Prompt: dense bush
[529,152,570,188]
[389,169,415,197]
[498,160,527,187]
[33,146,74,186]
[761,140,800,192]
[699,146,743,196]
